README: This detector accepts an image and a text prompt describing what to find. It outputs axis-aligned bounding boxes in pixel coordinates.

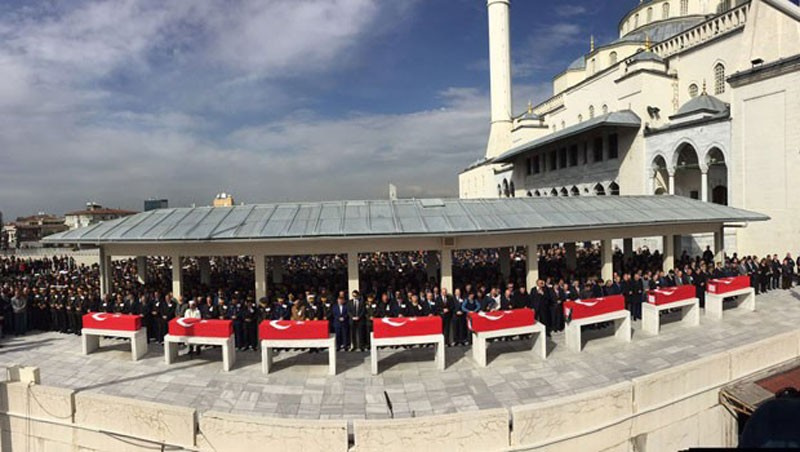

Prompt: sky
[0,0,638,219]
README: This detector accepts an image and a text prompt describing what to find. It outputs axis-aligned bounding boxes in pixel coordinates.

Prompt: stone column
[565,242,577,272]
[198,257,211,286]
[272,257,284,284]
[254,254,267,301]
[347,251,360,296]
[171,255,183,298]
[99,247,112,296]
[440,249,453,293]
[668,173,676,195]
[136,255,147,285]
[701,171,709,202]
[525,240,539,290]
[623,238,633,260]
[714,226,725,264]
[498,247,511,282]
[425,251,439,282]
[601,239,613,281]
[663,235,675,271]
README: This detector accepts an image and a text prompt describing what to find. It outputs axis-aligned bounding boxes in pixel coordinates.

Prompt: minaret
[485,0,513,159]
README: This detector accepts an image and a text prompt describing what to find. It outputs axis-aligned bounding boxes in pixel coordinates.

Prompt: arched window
[591,58,596,74]
[526,191,532,197]
[578,114,583,123]
[689,83,699,98]
[680,0,689,16]
[634,13,639,28]
[534,190,541,197]
[609,51,618,66]
[571,186,580,196]
[560,187,568,197]
[509,181,515,197]
[602,104,609,114]
[561,120,566,129]
[497,184,502,197]
[589,105,595,119]
[594,184,606,196]
[550,188,558,197]
[663,2,670,19]
[609,182,620,196]
[502,179,509,197]
[647,7,653,23]
[714,63,726,95]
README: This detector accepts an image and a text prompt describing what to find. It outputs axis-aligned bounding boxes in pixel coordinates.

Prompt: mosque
[459,0,800,256]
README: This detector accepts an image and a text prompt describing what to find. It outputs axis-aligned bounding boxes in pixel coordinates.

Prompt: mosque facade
[459,0,800,255]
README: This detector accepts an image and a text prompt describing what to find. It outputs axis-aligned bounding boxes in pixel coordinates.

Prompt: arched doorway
[509,181,516,197]
[502,179,509,198]
[706,147,728,205]
[673,143,701,199]
[560,187,568,197]
[652,155,669,194]
[550,188,558,197]
[570,186,580,196]
[712,186,728,205]
[609,182,620,196]
[594,183,606,196]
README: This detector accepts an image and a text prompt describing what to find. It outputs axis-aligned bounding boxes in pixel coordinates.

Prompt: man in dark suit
[333,296,350,351]
[438,288,455,346]
[347,290,367,352]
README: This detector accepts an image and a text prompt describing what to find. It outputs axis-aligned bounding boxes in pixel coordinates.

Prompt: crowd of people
[0,244,797,352]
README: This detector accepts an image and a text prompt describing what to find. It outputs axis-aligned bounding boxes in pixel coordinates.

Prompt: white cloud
[0,0,492,219]
[555,5,588,17]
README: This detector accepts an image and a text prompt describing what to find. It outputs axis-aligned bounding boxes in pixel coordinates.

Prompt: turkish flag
[259,320,329,340]
[468,309,535,332]
[707,276,751,294]
[647,285,696,305]
[168,318,232,338]
[372,316,442,339]
[563,295,625,321]
[82,313,142,331]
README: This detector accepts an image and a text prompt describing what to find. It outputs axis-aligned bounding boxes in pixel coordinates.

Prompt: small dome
[629,50,663,63]
[675,93,728,117]
[567,56,586,70]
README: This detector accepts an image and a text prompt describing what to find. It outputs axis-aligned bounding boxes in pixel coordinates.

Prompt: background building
[213,193,235,207]
[144,198,169,212]
[460,0,800,256]
[7,213,69,248]
[64,203,137,230]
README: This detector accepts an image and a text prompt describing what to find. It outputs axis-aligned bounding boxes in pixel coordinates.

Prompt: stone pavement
[2,288,800,420]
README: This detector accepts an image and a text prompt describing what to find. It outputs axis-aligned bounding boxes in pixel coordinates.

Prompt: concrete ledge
[633,352,731,411]
[729,330,800,380]
[353,408,509,452]
[199,411,348,452]
[0,382,74,423]
[74,392,196,449]
[511,382,633,450]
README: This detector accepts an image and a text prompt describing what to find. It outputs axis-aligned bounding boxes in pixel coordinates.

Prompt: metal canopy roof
[494,110,642,164]
[42,196,768,245]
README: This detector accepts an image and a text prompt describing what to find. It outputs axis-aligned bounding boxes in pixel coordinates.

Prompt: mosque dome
[675,92,728,117]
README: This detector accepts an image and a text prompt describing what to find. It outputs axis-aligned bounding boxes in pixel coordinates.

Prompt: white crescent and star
[269,320,292,330]
[176,318,197,328]
[381,318,408,327]
[477,312,505,321]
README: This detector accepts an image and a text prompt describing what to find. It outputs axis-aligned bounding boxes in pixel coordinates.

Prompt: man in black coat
[347,290,367,352]
[438,288,455,346]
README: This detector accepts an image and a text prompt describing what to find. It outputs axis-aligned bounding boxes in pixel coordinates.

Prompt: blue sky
[1,0,638,219]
